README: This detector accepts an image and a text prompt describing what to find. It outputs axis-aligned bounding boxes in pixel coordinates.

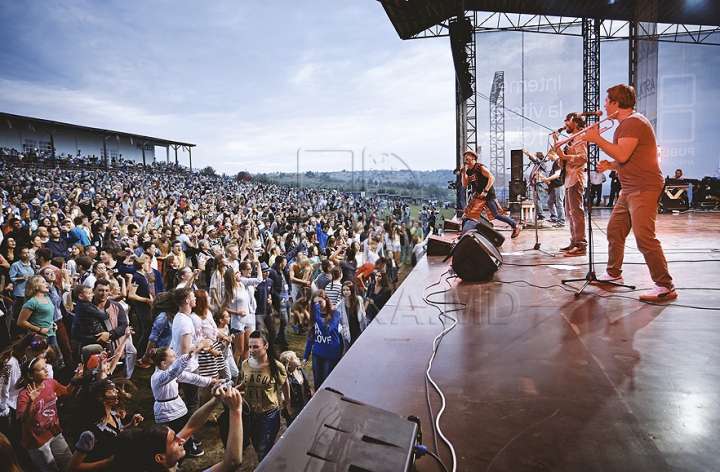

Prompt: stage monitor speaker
[257,388,418,472]
[659,188,690,212]
[449,231,502,281]
[444,218,462,232]
[427,234,455,256]
[466,216,505,247]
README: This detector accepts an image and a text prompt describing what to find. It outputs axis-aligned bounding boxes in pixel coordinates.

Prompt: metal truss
[454,14,478,209]
[411,12,720,45]
[583,19,601,165]
[466,26,478,156]
[489,71,505,196]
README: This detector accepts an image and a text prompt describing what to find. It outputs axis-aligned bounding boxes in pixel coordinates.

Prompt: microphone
[556,127,565,133]
[580,110,603,117]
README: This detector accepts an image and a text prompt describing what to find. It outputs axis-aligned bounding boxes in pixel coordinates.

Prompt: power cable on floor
[417,269,467,472]
[494,279,720,310]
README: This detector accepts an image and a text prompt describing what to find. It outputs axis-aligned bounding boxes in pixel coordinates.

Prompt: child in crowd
[279,350,313,427]
[192,290,224,410]
[1,333,49,467]
[73,284,110,349]
[16,357,83,472]
[214,309,237,381]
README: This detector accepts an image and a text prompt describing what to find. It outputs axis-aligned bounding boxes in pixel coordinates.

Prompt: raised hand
[220,385,243,412]
[26,383,41,402]
[129,413,144,428]
[195,338,213,353]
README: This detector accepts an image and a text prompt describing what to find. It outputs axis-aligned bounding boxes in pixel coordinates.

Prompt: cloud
[1,3,718,177]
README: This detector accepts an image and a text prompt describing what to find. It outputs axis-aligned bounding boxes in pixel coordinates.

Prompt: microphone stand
[522,156,554,257]
[561,154,635,297]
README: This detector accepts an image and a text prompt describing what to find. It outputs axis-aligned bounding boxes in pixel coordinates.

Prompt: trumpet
[552,111,618,149]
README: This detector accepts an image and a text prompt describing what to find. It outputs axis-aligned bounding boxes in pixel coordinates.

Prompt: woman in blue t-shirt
[16,276,57,347]
[303,289,347,390]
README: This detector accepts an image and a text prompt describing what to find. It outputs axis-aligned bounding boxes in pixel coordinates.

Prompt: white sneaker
[639,284,678,302]
[597,272,624,284]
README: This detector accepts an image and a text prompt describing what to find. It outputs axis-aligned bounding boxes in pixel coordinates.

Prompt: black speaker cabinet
[427,234,455,256]
[510,149,524,183]
[509,149,526,210]
[257,388,418,472]
[509,179,526,200]
[659,186,690,212]
[444,218,462,232]
[465,216,505,247]
[450,231,503,281]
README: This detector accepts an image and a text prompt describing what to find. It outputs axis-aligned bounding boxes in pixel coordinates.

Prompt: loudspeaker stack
[450,230,503,281]
[509,149,525,215]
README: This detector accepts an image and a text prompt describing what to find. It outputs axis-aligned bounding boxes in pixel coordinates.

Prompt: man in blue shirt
[69,216,91,247]
[8,246,35,321]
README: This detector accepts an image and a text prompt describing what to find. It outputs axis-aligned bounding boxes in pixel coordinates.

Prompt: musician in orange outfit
[461,149,521,239]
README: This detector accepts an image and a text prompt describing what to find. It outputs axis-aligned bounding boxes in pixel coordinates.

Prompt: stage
[321,210,720,471]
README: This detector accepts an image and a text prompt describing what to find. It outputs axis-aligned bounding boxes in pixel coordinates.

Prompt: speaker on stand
[509,149,526,217]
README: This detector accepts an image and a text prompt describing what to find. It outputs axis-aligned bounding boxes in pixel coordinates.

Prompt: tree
[199,166,217,176]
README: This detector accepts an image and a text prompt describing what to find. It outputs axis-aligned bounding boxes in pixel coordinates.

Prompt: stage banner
[636,22,658,132]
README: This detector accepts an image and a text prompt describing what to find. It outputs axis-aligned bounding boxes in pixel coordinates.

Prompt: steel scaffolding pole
[583,18,601,164]
[454,12,477,210]
[466,23,477,155]
[489,72,505,202]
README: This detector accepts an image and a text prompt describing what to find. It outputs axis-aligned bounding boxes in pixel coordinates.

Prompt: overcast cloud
[1,1,718,177]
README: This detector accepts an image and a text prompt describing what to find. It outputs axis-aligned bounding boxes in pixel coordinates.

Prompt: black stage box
[466,216,505,247]
[427,234,455,256]
[450,231,503,281]
[444,218,462,232]
[257,388,418,472]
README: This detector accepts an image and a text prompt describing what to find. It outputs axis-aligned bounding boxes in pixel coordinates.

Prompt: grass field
[407,204,458,223]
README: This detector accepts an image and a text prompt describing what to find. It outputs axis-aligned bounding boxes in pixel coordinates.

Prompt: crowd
[1,147,187,173]
[0,159,431,471]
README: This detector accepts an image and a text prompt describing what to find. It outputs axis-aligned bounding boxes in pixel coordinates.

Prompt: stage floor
[322,210,720,472]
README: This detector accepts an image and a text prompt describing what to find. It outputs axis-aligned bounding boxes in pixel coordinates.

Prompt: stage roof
[380,0,720,40]
[0,111,195,148]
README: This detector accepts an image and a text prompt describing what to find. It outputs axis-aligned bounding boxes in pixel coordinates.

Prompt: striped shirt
[151,354,212,423]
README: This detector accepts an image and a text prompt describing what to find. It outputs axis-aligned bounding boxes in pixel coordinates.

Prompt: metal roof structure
[0,111,195,149]
[380,0,720,41]
[1,111,196,169]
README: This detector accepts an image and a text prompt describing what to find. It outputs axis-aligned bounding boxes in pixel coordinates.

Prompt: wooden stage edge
[319,211,720,472]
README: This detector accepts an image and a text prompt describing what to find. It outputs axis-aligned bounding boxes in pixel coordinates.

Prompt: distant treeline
[253,169,457,200]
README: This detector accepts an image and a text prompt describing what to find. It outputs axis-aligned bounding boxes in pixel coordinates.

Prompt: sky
[1,1,718,178]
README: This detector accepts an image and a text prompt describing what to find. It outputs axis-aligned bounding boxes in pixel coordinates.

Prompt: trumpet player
[583,84,676,302]
[553,113,588,256]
